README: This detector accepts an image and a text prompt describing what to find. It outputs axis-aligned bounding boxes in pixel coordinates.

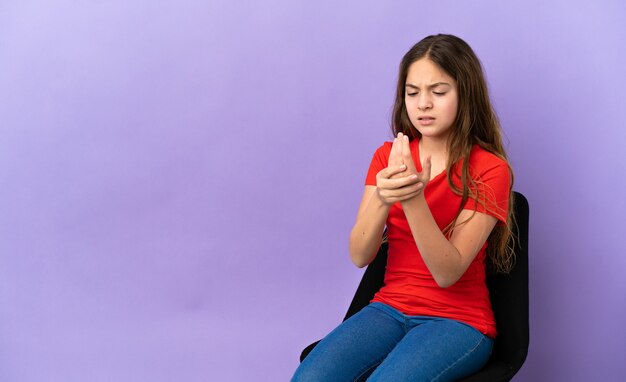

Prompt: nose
[418,94,432,111]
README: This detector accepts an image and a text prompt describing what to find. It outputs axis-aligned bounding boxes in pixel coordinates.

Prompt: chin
[419,130,451,141]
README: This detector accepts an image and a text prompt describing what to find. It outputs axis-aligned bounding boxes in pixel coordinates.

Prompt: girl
[292,34,514,382]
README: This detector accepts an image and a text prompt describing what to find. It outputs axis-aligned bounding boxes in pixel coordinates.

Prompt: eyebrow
[405,82,451,90]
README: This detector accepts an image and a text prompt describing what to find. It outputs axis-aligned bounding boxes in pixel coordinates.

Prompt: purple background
[1,1,625,381]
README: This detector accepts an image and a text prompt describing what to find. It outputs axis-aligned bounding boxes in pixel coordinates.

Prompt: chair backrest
[342,192,529,370]
[486,191,529,366]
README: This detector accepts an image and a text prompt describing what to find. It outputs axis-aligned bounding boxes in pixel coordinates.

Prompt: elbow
[348,242,370,269]
[433,274,461,289]
[435,279,455,289]
[348,231,373,269]
[350,255,369,269]
[431,251,466,288]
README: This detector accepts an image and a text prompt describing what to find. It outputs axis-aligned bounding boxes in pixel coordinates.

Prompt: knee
[291,361,325,382]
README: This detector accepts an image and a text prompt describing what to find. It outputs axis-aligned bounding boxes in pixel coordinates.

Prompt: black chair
[300,191,529,381]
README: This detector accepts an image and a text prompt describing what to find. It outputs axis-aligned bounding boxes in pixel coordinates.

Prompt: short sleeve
[463,157,511,224]
[365,142,392,186]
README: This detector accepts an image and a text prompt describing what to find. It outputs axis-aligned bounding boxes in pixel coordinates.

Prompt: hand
[375,164,423,206]
[375,133,432,206]
[398,133,431,194]
[387,133,405,172]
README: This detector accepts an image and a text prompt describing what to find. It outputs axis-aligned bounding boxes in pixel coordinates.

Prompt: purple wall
[1,1,625,381]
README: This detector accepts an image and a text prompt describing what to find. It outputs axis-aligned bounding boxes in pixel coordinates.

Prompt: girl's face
[404,58,458,141]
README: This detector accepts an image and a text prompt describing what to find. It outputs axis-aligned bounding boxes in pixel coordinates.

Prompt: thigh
[367,318,493,382]
[292,303,405,382]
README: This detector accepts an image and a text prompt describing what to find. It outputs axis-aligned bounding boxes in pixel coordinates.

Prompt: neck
[418,135,450,180]
[419,135,449,157]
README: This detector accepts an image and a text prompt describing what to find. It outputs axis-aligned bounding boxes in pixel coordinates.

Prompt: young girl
[292,34,514,381]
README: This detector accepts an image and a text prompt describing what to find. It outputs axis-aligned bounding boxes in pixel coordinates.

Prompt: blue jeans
[292,302,493,382]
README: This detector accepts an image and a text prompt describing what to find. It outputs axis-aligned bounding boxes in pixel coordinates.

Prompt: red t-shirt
[364,139,510,338]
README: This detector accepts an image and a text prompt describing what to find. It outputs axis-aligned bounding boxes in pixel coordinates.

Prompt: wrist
[401,192,426,209]
[376,189,395,208]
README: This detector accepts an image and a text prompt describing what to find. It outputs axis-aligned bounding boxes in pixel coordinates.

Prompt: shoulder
[374,141,393,155]
[464,146,512,201]
[369,141,394,163]
[468,145,510,174]
[364,141,394,185]
[465,145,511,221]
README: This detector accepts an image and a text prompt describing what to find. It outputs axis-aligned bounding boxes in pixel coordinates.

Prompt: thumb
[421,156,432,181]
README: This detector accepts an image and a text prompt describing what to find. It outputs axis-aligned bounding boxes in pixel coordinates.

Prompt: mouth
[417,116,435,126]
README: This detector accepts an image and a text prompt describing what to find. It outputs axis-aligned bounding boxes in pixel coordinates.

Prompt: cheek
[405,99,416,115]
[443,99,458,118]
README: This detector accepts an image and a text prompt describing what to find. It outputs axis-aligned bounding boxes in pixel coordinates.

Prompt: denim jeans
[292,302,493,382]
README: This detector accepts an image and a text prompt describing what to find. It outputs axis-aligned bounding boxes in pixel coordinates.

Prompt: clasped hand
[375,133,432,206]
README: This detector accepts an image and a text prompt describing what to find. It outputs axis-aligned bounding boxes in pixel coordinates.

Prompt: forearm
[401,195,464,287]
[349,195,390,268]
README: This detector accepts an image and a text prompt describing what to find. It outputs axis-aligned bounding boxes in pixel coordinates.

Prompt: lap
[292,303,493,382]
[292,304,405,382]
[368,318,493,381]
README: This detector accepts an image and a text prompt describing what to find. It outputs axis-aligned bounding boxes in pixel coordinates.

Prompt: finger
[378,175,421,191]
[393,133,403,159]
[396,182,424,197]
[396,133,406,163]
[397,189,423,202]
[400,134,419,174]
[402,134,412,163]
[388,181,424,198]
[392,138,400,159]
[389,137,399,165]
[377,164,407,180]
[378,185,423,204]
[380,180,424,201]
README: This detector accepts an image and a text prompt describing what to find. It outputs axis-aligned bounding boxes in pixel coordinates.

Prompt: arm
[349,136,425,268]
[401,197,497,287]
[397,135,499,287]
[348,185,388,268]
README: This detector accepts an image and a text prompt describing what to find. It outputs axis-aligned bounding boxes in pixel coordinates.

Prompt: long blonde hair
[391,34,515,273]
